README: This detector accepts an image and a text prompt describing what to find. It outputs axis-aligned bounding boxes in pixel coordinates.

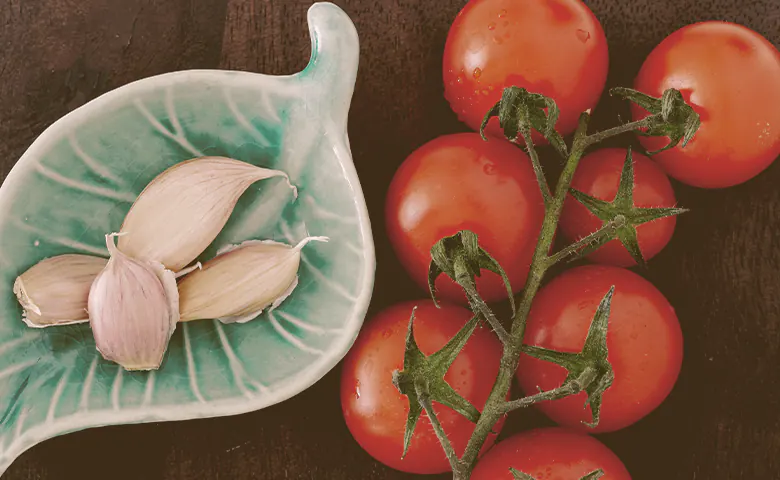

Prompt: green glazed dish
[0,2,373,474]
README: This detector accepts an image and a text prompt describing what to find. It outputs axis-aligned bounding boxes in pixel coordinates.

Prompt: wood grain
[1,0,779,478]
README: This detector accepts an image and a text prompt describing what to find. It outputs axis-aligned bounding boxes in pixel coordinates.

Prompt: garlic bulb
[13,254,107,328]
[118,157,296,272]
[178,236,328,323]
[89,234,179,371]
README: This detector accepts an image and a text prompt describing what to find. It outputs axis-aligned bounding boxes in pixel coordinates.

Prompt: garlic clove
[178,236,328,323]
[13,254,108,328]
[89,234,179,371]
[118,156,297,272]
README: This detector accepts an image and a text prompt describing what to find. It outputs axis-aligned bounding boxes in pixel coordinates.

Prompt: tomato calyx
[480,87,564,208]
[510,468,605,480]
[392,308,482,460]
[520,286,616,428]
[429,230,515,344]
[611,87,701,155]
[480,86,568,159]
[567,147,689,266]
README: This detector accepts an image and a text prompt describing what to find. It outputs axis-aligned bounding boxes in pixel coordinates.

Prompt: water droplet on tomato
[457,75,464,85]
[493,36,503,45]
[473,67,482,79]
[488,22,496,30]
[483,163,497,175]
[576,28,591,43]
[498,9,507,18]
[488,85,495,91]
[481,89,490,96]
[355,384,361,399]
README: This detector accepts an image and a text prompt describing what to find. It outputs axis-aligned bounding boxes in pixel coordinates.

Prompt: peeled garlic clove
[89,234,179,371]
[118,156,296,272]
[178,236,327,323]
[13,254,108,328]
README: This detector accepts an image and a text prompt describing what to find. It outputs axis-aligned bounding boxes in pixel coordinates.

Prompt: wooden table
[1,0,778,478]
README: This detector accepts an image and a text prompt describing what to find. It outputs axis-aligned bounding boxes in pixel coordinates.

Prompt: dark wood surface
[2,0,779,478]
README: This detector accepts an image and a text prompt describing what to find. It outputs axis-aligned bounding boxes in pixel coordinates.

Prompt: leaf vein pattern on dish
[223,88,272,147]
[110,368,123,411]
[68,134,127,188]
[141,370,156,407]
[213,321,269,397]
[183,323,207,404]
[34,163,136,203]
[268,312,325,355]
[11,217,108,257]
[303,195,359,225]
[275,310,343,336]
[280,220,358,302]
[45,365,72,423]
[134,98,203,157]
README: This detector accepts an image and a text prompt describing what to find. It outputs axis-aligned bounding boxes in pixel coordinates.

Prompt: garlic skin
[118,157,297,272]
[89,234,179,371]
[178,236,328,323]
[13,254,107,328]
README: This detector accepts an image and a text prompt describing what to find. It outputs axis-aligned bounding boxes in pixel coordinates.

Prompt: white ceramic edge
[0,1,375,473]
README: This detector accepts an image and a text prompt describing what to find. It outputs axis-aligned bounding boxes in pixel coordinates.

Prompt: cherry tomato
[559,148,679,266]
[340,301,505,474]
[386,133,545,304]
[443,0,609,140]
[472,428,632,479]
[515,265,683,433]
[632,21,780,188]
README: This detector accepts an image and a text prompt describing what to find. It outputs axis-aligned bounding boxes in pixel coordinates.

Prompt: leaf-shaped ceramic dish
[0,2,373,474]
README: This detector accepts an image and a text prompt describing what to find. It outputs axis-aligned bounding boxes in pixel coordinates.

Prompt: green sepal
[509,468,605,480]
[610,87,701,154]
[581,470,606,480]
[567,147,689,266]
[480,86,568,157]
[392,309,482,457]
[522,287,616,428]
[428,230,515,316]
[510,468,536,480]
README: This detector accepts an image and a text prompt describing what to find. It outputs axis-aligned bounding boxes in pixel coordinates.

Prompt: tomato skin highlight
[559,148,679,266]
[632,21,780,188]
[385,133,545,304]
[515,265,683,433]
[340,301,505,474]
[443,0,609,140]
[472,427,632,480]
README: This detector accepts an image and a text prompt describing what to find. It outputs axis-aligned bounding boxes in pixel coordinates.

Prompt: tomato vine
[391,85,701,479]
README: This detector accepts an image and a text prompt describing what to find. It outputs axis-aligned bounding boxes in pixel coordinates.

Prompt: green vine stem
[546,217,623,266]
[499,366,597,414]
[457,111,598,473]
[519,126,552,207]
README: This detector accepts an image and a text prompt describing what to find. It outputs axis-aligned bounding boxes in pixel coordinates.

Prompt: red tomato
[515,265,683,433]
[472,428,632,479]
[340,301,504,474]
[386,133,545,304]
[443,0,609,140]
[632,21,780,188]
[559,148,679,266]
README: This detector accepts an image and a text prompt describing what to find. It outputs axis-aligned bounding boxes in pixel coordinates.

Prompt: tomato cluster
[341,0,779,477]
